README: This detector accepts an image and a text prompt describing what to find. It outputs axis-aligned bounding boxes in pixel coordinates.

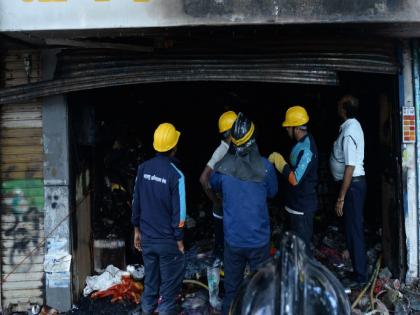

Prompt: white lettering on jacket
[144,173,167,184]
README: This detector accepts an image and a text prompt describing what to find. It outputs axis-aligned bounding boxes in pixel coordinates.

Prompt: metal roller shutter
[0,50,45,310]
[0,38,398,104]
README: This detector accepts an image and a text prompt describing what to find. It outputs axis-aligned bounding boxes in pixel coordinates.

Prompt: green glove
[268,152,287,173]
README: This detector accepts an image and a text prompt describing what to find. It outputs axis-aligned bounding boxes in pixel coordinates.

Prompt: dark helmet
[229,232,351,315]
[230,112,256,154]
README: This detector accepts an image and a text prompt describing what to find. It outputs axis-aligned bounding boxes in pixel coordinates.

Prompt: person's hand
[134,229,141,251]
[177,240,185,254]
[335,198,345,217]
[268,152,287,173]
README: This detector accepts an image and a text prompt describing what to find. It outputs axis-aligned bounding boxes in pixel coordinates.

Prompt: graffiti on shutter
[1,50,45,309]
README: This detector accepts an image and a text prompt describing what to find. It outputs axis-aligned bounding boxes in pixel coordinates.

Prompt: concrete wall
[400,40,419,283]
[42,50,72,312]
[1,0,420,32]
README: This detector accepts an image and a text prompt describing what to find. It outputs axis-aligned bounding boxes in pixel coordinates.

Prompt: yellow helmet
[153,123,180,152]
[218,111,238,133]
[282,106,309,127]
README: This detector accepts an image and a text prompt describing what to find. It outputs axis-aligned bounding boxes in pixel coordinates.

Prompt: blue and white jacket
[282,134,318,213]
[131,154,186,243]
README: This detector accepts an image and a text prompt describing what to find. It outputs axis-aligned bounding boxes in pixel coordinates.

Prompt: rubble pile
[67,296,140,315]
[181,289,211,315]
[313,224,382,282]
[349,263,414,314]
[184,245,216,280]
[67,265,144,315]
[311,224,420,313]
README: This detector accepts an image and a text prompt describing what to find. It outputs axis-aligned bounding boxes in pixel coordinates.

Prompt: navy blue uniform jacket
[131,154,186,243]
[210,158,278,248]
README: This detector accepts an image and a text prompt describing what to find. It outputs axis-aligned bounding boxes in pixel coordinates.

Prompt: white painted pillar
[401,40,419,283]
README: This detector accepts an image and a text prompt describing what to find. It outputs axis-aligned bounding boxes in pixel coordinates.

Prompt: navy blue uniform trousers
[214,216,224,259]
[222,242,270,315]
[288,210,315,257]
[343,179,368,283]
[141,242,185,315]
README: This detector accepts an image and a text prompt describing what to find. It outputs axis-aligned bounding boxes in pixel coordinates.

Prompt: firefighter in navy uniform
[131,122,186,315]
[269,106,319,255]
[210,113,278,315]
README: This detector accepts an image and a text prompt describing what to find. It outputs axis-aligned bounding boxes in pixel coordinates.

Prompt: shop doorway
[68,71,404,297]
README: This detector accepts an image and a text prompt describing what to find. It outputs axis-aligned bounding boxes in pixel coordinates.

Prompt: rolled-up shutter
[1,50,45,309]
[0,37,398,104]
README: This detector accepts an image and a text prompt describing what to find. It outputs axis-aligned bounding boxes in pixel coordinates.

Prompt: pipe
[369,257,381,311]
[183,279,209,291]
[351,255,382,310]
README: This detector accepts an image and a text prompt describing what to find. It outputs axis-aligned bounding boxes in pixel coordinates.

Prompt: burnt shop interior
[67,67,404,295]
[53,22,407,297]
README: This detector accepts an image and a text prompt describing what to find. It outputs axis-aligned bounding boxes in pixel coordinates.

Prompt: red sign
[403,107,416,143]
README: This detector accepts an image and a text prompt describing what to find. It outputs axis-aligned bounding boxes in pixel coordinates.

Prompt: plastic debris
[207,266,222,311]
[83,265,127,296]
[392,279,401,291]
[126,265,144,280]
[31,305,41,314]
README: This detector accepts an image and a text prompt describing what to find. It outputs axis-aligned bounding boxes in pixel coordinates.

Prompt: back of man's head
[341,95,359,118]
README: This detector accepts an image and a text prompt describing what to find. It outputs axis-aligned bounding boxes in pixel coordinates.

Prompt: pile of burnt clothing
[313,225,353,280]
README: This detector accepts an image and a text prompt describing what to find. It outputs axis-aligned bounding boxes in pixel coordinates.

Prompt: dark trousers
[222,242,270,315]
[288,210,315,256]
[214,217,224,259]
[343,179,368,283]
[141,242,185,315]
